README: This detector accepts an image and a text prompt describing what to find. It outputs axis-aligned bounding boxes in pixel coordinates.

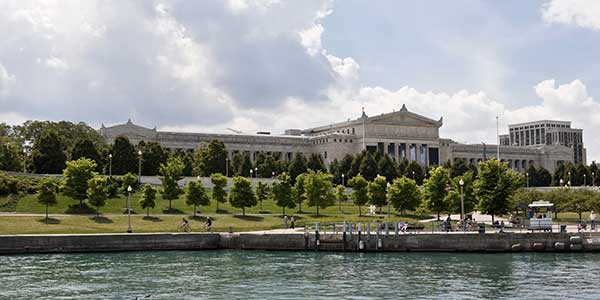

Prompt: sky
[0,0,599,161]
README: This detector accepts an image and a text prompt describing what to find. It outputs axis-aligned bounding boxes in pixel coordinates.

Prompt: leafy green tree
[228,176,257,216]
[87,177,108,216]
[194,140,228,176]
[186,180,210,216]
[349,151,365,179]
[526,165,538,187]
[271,173,295,216]
[62,158,97,206]
[210,173,228,212]
[368,175,388,212]
[288,153,308,184]
[37,178,58,220]
[32,129,66,174]
[230,153,243,176]
[140,142,167,176]
[292,173,307,212]
[258,155,276,178]
[349,174,369,216]
[13,120,104,153]
[121,172,138,193]
[377,155,398,182]
[335,184,347,212]
[159,156,184,211]
[445,171,476,216]
[139,185,157,217]
[552,162,566,186]
[423,166,451,220]
[329,159,340,185]
[450,158,469,178]
[71,138,101,170]
[111,136,137,175]
[387,176,420,215]
[359,153,378,181]
[404,160,424,185]
[544,189,571,219]
[568,190,593,221]
[338,154,354,183]
[397,159,409,177]
[0,137,23,171]
[474,160,524,223]
[255,181,270,211]
[537,167,552,187]
[303,170,335,216]
[240,153,253,177]
[307,153,327,172]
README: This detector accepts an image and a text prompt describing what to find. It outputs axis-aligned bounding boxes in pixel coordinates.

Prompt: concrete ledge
[0,232,599,255]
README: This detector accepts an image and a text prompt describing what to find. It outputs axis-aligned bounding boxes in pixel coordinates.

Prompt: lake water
[0,250,598,300]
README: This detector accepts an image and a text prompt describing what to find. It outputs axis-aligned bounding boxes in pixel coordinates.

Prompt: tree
[377,155,398,182]
[568,190,593,221]
[230,153,244,176]
[329,159,340,185]
[368,175,388,212]
[303,170,335,216]
[71,138,101,171]
[445,171,477,216]
[537,167,552,187]
[121,172,138,193]
[509,188,542,219]
[210,173,228,212]
[159,156,184,211]
[228,176,257,216]
[359,153,378,181]
[292,173,307,212]
[474,160,524,223]
[397,159,409,177]
[87,177,108,217]
[62,158,97,206]
[387,176,420,215]
[423,166,451,220]
[288,153,307,184]
[240,153,253,177]
[404,161,424,185]
[255,181,270,211]
[37,178,58,221]
[194,140,228,176]
[335,185,347,212]
[349,175,369,216]
[258,155,276,178]
[338,154,354,183]
[526,165,538,187]
[451,158,469,178]
[140,142,167,176]
[307,153,327,172]
[349,151,365,179]
[186,180,210,217]
[552,162,566,186]
[271,173,295,216]
[139,185,157,217]
[32,129,66,174]
[111,136,137,175]
[0,137,23,171]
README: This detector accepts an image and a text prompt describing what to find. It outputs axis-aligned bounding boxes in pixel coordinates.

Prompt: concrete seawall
[1,232,600,255]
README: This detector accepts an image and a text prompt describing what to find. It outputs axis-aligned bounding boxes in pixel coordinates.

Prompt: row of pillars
[306,222,410,251]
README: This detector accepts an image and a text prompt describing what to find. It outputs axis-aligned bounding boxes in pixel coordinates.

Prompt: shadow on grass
[90,216,113,223]
[233,215,264,221]
[215,209,230,214]
[37,217,61,224]
[142,216,162,222]
[162,208,184,214]
[66,204,96,214]
[258,210,272,214]
[190,215,210,221]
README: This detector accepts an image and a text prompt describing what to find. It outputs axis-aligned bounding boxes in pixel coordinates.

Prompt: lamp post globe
[249,169,253,178]
[386,182,391,218]
[108,153,113,177]
[341,173,345,186]
[459,178,465,230]
[126,185,133,233]
[137,150,142,185]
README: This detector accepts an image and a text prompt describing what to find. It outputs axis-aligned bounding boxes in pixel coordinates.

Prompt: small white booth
[528,200,554,232]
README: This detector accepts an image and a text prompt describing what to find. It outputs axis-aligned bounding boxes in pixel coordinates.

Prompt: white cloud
[542,0,600,30]
[0,63,16,97]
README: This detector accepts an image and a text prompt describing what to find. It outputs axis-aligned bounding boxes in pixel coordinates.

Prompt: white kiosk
[528,200,554,232]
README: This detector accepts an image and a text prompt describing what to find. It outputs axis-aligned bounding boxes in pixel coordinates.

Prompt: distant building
[99,105,577,173]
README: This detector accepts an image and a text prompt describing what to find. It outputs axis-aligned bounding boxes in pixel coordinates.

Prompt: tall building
[504,120,585,164]
[99,105,576,173]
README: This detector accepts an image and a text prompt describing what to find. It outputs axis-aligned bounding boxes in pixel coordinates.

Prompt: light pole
[560,178,564,188]
[459,178,465,231]
[22,148,26,173]
[254,167,258,178]
[127,185,133,233]
[412,170,415,181]
[341,174,345,186]
[568,171,572,186]
[108,154,113,178]
[138,150,142,185]
[272,171,275,178]
[386,182,391,218]
[584,174,587,187]
[526,172,529,188]
[226,158,229,177]
[249,169,253,178]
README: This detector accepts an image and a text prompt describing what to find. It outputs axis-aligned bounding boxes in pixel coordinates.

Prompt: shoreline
[2,231,600,255]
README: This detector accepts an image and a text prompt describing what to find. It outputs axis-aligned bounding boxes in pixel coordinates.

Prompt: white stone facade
[98,106,576,173]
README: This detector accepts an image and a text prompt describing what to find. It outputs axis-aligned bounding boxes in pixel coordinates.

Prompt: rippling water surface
[0,250,598,299]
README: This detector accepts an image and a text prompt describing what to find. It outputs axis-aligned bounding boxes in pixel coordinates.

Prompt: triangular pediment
[368,110,442,128]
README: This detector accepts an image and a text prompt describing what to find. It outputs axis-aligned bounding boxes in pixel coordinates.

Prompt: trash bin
[478,223,485,234]
[560,224,567,233]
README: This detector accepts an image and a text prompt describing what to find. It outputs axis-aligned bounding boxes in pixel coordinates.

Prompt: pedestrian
[499,220,505,233]
[590,211,596,231]
[284,215,289,229]
[205,216,212,232]
[290,216,295,229]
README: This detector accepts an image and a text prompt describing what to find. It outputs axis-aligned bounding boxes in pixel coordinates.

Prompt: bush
[0,173,18,196]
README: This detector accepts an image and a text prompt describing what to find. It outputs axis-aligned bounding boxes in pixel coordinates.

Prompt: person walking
[590,211,596,231]
[205,216,213,232]
[283,215,289,229]
[290,216,295,229]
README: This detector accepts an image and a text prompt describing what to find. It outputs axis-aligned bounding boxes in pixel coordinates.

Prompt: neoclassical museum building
[99,105,583,173]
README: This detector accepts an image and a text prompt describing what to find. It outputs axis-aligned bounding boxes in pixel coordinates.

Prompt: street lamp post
[254,167,258,178]
[22,148,26,173]
[459,178,465,232]
[249,169,253,178]
[526,172,529,188]
[108,154,113,177]
[272,171,275,178]
[560,178,564,188]
[127,185,133,233]
[568,171,572,186]
[584,174,587,187]
[226,158,229,177]
[341,174,345,186]
[412,171,415,181]
[387,182,391,218]
[138,150,142,185]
